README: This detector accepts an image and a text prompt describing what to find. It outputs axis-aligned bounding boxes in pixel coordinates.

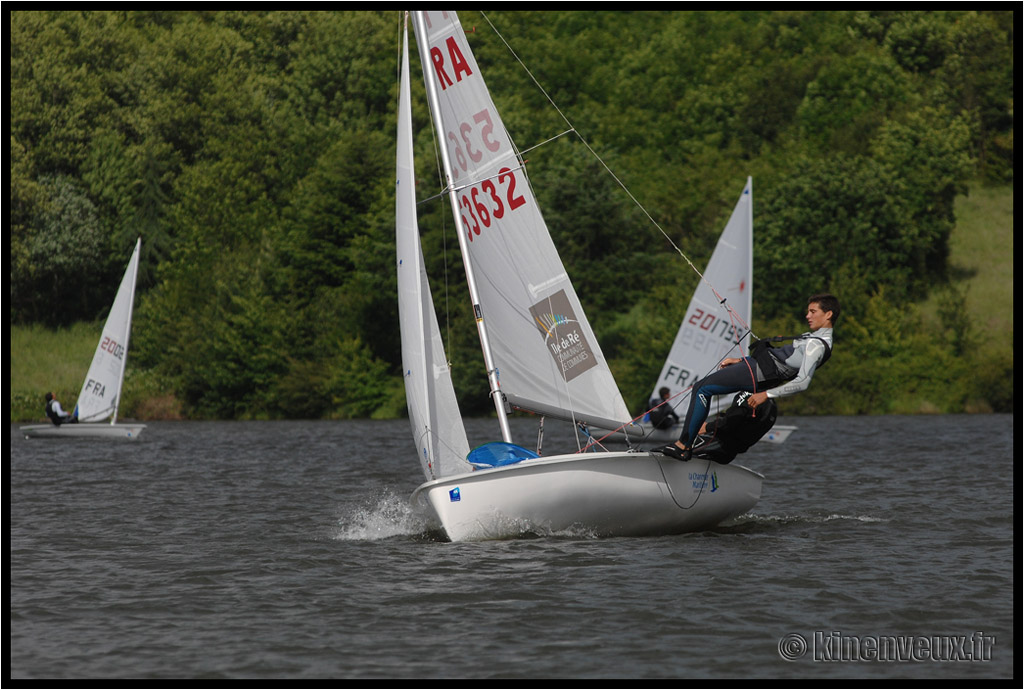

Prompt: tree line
[10,10,1015,418]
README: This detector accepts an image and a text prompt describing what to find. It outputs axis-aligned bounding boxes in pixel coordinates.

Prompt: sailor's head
[807,294,839,328]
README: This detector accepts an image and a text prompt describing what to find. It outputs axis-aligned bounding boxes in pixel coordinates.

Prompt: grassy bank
[8,183,1014,422]
[919,182,1015,413]
[11,323,99,423]
[924,183,1015,359]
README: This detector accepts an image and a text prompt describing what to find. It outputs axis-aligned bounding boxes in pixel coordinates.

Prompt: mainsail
[412,11,630,431]
[75,237,141,423]
[651,177,753,405]
[397,22,471,480]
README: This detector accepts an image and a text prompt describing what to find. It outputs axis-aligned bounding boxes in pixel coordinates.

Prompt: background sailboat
[603,179,796,445]
[21,238,146,440]
[398,11,761,541]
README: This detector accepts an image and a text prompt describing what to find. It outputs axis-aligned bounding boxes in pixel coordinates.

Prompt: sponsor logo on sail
[529,289,598,383]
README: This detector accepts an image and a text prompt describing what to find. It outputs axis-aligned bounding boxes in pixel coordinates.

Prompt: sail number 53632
[461,167,526,241]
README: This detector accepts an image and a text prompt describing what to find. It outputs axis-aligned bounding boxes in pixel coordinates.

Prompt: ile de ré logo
[530,290,598,383]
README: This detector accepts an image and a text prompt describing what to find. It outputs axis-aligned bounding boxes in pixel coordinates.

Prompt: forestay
[75,237,141,423]
[397,25,471,480]
[412,11,630,430]
[652,177,753,403]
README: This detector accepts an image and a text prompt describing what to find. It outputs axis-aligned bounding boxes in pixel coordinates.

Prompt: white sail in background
[413,11,630,430]
[75,238,141,423]
[397,24,471,480]
[652,178,753,404]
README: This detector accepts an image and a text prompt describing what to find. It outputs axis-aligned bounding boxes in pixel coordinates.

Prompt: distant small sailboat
[22,238,146,440]
[396,12,761,541]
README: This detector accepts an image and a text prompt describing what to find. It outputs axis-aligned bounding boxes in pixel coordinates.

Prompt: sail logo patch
[529,289,598,383]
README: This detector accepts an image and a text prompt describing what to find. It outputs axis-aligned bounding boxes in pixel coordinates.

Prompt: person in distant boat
[647,387,680,430]
[656,293,839,462]
[45,392,78,426]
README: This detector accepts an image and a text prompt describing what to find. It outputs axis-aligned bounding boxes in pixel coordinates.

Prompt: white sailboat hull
[592,422,796,445]
[762,424,796,444]
[411,451,762,542]
[21,423,146,440]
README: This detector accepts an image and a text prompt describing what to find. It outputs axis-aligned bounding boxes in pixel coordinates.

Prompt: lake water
[9,414,1015,680]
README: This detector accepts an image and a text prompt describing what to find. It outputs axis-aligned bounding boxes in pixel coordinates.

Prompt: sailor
[45,392,78,426]
[647,386,680,430]
[656,293,839,461]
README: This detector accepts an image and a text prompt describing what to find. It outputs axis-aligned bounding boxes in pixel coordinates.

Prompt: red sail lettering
[430,47,454,89]
[445,36,472,83]
[430,37,473,91]
[422,11,450,30]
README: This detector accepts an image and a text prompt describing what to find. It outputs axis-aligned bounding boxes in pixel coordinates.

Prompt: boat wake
[716,512,889,533]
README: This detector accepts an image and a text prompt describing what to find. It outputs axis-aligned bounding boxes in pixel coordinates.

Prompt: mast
[111,237,141,425]
[411,11,513,443]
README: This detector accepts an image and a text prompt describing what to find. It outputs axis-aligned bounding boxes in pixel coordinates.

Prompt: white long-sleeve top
[765,327,833,399]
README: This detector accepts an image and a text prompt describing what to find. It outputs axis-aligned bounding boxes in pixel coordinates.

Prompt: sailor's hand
[747,391,768,409]
[720,358,741,368]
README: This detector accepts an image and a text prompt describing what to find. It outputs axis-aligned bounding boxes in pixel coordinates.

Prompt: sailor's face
[806,303,832,330]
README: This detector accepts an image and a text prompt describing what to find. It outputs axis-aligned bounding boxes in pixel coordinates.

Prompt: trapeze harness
[750,328,833,394]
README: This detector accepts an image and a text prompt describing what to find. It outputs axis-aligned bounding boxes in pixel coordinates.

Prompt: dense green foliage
[10,10,1015,419]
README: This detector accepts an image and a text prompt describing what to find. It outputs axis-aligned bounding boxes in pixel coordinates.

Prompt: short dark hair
[45,392,53,402]
[808,294,840,325]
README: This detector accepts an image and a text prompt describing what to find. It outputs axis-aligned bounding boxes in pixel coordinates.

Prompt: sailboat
[397,12,760,541]
[605,179,796,445]
[21,238,146,440]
